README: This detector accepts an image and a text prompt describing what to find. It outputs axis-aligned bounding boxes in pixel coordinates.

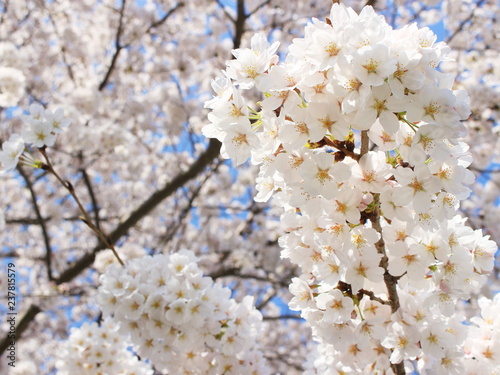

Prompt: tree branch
[445,0,485,44]
[216,0,236,23]
[234,0,247,49]
[369,193,405,375]
[80,166,102,231]
[145,2,184,34]
[0,139,222,357]
[248,0,272,17]
[17,166,54,282]
[56,138,221,284]
[0,304,42,355]
[360,130,369,157]
[263,314,302,321]
[98,0,127,91]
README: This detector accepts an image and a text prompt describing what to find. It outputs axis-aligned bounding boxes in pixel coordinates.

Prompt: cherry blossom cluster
[0,103,71,172]
[203,3,498,373]
[97,250,269,375]
[462,294,500,374]
[55,318,153,375]
[0,41,25,108]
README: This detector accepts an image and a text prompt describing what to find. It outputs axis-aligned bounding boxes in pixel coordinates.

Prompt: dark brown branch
[0,0,251,352]
[248,0,272,17]
[263,314,302,321]
[156,160,221,249]
[0,139,222,357]
[80,167,101,231]
[56,138,221,285]
[445,0,485,44]
[234,0,247,49]
[256,288,277,310]
[0,304,41,354]
[0,0,9,26]
[471,166,500,174]
[145,2,184,34]
[6,215,117,225]
[370,195,400,313]
[359,288,390,306]
[369,194,404,375]
[324,137,360,161]
[360,130,369,157]
[216,0,236,23]
[98,0,127,91]
[210,267,294,289]
[17,166,54,282]
[6,217,46,225]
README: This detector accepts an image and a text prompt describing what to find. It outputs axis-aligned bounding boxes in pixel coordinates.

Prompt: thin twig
[39,148,124,266]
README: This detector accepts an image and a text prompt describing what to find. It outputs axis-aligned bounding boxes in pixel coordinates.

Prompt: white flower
[393,165,441,214]
[299,153,351,199]
[382,321,421,363]
[307,101,349,140]
[307,27,345,70]
[316,289,354,323]
[352,44,396,87]
[45,108,71,133]
[21,119,56,148]
[468,230,497,274]
[0,134,24,171]
[220,120,259,166]
[387,241,427,280]
[406,87,460,126]
[354,84,405,132]
[345,252,384,293]
[226,33,279,89]
[420,323,455,358]
[123,291,146,321]
[289,276,315,311]
[350,151,392,193]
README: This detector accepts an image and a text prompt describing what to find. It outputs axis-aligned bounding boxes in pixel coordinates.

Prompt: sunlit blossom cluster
[97,250,269,375]
[0,103,71,171]
[55,318,153,375]
[204,3,498,374]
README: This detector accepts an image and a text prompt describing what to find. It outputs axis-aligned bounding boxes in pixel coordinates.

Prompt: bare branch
[248,0,272,17]
[98,0,128,91]
[0,139,222,356]
[233,0,247,49]
[216,0,236,23]
[263,314,302,321]
[80,166,102,231]
[145,2,185,34]
[445,0,486,44]
[55,138,221,285]
[17,166,54,282]
[0,304,42,355]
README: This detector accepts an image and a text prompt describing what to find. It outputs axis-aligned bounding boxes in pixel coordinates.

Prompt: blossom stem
[38,148,125,266]
[400,117,419,132]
